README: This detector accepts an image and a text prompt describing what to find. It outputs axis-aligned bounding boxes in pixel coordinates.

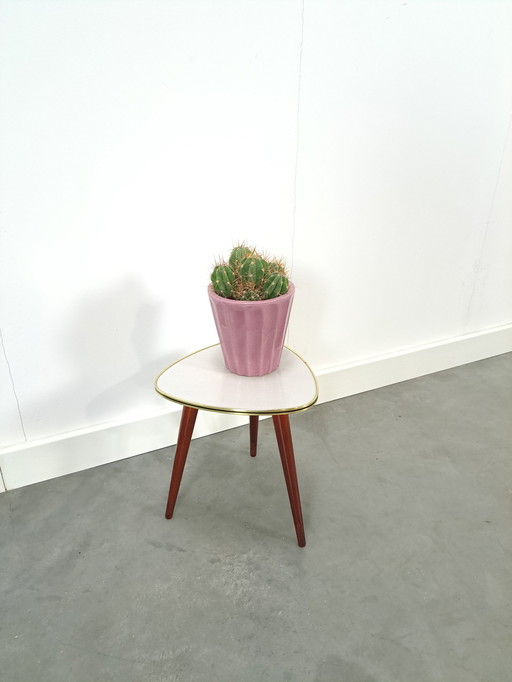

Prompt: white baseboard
[1,323,511,492]
[0,408,250,492]
[315,322,512,404]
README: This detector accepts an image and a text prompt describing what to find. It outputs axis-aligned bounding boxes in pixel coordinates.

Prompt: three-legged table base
[165,406,306,547]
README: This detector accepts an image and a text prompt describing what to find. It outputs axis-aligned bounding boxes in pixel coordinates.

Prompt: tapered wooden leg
[272,414,306,547]
[165,406,198,519]
[250,415,259,457]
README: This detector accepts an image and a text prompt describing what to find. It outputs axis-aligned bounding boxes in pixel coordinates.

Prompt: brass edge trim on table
[154,343,319,416]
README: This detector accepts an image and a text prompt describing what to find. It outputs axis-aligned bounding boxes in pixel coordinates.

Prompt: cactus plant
[211,244,289,301]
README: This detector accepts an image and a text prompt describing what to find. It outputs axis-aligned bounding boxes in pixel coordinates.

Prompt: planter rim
[207,281,295,306]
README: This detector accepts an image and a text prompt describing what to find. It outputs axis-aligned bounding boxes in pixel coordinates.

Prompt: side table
[155,344,318,547]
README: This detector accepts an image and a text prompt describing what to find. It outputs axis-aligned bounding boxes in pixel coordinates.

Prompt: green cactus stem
[211,264,235,298]
[239,257,265,286]
[229,245,252,270]
[261,273,288,300]
[265,260,287,277]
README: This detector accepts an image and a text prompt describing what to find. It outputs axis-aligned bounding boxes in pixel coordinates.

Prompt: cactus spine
[211,244,289,301]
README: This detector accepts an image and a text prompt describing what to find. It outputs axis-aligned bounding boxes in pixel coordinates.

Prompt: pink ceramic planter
[208,283,295,377]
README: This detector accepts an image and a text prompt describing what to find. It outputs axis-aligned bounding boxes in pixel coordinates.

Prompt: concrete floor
[1,353,511,682]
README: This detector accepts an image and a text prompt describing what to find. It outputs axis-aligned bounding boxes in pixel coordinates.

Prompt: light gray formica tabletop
[155,344,318,416]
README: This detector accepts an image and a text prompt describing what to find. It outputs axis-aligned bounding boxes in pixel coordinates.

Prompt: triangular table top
[155,344,318,416]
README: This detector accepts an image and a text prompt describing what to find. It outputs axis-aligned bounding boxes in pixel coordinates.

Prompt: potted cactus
[209,244,295,376]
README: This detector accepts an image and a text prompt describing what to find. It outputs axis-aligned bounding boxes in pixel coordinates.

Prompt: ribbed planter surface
[208,283,295,376]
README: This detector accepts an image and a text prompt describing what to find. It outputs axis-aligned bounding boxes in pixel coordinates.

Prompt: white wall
[289,0,512,368]
[1,0,511,489]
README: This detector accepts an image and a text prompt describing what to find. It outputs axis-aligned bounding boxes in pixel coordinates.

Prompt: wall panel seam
[0,327,27,442]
